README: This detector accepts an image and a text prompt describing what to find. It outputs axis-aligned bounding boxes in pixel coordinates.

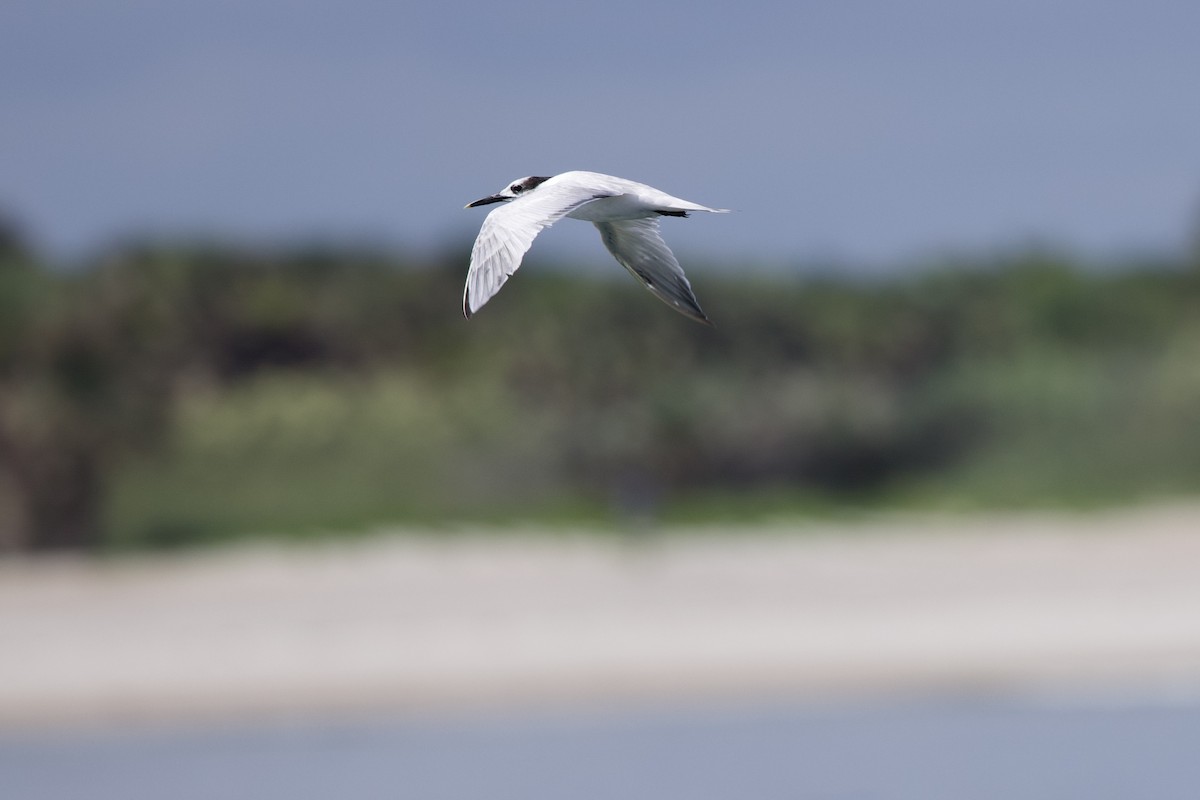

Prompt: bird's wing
[594,218,711,324]
[464,185,606,318]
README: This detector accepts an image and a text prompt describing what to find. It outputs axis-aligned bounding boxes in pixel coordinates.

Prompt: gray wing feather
[594,219,711,324]
[464,189,601,318]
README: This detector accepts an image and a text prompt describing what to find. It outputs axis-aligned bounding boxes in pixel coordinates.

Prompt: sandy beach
[3,504,1200,731]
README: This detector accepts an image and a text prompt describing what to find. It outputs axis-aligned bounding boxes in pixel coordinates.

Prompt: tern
[464,171,727,324]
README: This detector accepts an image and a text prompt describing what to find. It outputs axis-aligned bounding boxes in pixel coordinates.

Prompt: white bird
[463,171,727,324]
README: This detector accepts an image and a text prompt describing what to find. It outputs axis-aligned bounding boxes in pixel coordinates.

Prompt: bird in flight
[463,171,727,324]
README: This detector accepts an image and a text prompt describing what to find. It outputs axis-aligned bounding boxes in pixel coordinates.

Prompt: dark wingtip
[673,302,713,327]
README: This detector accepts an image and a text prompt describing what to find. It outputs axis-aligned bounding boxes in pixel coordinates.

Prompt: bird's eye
[510,185,523,194]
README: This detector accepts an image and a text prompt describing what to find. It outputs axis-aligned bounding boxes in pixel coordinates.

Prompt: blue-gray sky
[2,1,1199,268]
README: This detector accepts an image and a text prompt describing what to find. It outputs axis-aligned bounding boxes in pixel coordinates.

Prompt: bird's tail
[660,202,730,215]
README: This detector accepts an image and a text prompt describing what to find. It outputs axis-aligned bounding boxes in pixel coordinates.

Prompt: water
[4,695,1200,800]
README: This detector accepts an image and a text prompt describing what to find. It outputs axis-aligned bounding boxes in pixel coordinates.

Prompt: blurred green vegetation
[2,217,1199,550]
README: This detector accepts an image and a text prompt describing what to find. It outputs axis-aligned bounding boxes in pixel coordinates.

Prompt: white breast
[566,194,660,223]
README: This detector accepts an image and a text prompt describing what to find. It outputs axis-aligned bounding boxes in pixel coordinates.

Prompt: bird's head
[465,176,551,208]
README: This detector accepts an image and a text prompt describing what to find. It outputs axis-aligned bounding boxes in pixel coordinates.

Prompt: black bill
[465,195,507,208]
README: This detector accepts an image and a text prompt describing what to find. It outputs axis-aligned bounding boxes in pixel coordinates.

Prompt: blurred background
[3,2,1200,798]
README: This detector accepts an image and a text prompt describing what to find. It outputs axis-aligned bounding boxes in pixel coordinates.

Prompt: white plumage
[463,171,727,324]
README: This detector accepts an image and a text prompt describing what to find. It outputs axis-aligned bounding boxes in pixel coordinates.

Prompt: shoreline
[4,504,1200,732]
